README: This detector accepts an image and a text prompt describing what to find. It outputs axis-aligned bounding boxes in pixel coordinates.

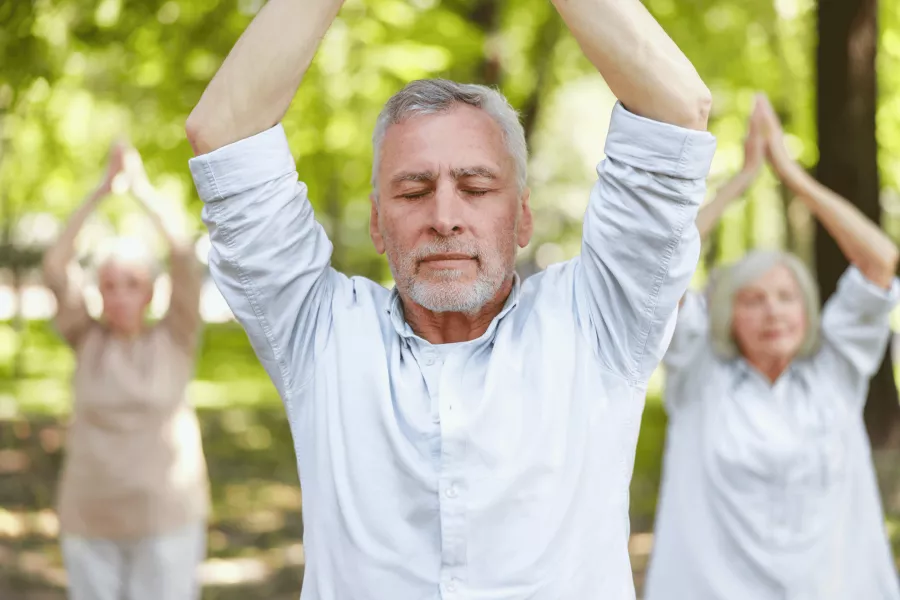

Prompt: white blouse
[644,266,900,600]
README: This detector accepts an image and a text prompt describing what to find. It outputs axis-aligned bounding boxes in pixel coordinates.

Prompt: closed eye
[400,191,431,200]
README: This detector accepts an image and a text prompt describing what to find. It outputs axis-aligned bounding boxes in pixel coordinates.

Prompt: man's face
[370,104,533,313]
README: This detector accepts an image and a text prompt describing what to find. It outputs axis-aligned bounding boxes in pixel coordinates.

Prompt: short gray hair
[92,236,162,282]
[371,79,528,193]
[707,249,821,359]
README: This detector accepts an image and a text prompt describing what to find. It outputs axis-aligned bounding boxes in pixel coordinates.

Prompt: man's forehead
[389,165,500,184]
[376,109,514,188]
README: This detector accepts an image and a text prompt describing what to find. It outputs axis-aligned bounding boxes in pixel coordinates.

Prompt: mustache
[412,238,480,262]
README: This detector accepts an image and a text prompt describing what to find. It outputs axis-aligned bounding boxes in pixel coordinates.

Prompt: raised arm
[760,96,899,289]
[125,147,202,351]
[696,98,765,242]
[186,0,343,400]
[42,143,125,346]
[556,1,717,383]
[185,0,345,154]
[551,0,711,130]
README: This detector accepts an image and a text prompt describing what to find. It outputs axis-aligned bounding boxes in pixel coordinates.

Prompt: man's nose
[430,183,465,237]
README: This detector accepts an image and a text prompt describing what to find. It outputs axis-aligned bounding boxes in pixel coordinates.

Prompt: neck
[401,277,514,344]
[107,321,144,340]
[745,354,792,384]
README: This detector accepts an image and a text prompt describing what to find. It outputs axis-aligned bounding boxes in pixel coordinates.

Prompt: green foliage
[2,0,898,282]
[2,2,900,595]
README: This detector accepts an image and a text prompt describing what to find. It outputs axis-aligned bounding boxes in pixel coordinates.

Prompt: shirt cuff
[188,124,297,203]
[836,266,900,313]
[603,102,717,180]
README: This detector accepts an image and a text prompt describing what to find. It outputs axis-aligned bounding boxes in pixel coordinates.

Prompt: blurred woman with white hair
[643,95,900,599]
[42,142,208,600]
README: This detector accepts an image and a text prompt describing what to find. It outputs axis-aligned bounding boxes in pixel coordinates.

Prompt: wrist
[732,168,757,192]
[778,159,809,190]
[737,166,758,181]
[91,182,110,200]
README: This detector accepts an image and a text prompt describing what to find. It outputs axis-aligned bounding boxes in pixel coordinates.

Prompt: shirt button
[447,580,458,592]
[445,485,458,499]
[424,356,435,366]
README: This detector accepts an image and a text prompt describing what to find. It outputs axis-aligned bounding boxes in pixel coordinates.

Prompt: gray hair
[371,79,528,194]
[707,249,821,359]
[92,236,162,282]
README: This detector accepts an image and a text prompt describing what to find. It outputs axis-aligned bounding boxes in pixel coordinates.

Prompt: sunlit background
[2,0,900,597]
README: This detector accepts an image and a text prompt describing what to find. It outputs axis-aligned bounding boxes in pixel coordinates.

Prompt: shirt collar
[730,356,812,391]
[385,273,522,343]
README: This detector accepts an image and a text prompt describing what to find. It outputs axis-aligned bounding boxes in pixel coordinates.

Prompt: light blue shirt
[646,267,900,600]
[189,103,716,600]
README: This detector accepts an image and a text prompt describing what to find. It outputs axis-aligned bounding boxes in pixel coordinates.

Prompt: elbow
[884,243,899,278]
[859,243,899,290]
[185,108,215,156]
[696,88,713,129]
[682,87,712,131]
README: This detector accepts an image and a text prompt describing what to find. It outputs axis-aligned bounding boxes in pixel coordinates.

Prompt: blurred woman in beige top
[42,141,209,600]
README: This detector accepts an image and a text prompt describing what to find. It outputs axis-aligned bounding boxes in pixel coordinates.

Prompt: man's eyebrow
[451,166,497,180]
[390,171,437,184]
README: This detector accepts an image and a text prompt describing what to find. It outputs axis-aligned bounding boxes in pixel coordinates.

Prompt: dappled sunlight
[199,542,305,587]
[216,482,301,523]
[0,509,59,540]
[2,0,900,597]
[200,557,270,586]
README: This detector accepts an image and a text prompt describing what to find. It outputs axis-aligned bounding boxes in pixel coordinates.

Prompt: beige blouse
[45,249,209,539]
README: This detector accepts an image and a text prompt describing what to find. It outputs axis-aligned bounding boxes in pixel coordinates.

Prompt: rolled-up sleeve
[576,103,716,384]
[189,124,334,400]
[816,267,900,401]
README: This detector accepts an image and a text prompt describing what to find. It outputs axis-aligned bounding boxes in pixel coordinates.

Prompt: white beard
[385,235,515,314]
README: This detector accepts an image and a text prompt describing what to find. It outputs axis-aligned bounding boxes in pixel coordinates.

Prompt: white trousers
[61,522,206,600]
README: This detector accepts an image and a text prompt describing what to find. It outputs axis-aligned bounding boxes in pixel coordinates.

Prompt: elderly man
[185,0,715,597]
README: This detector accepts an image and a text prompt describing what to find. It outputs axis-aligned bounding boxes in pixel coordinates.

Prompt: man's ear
[369,193,385,254]
[517,187,533,248]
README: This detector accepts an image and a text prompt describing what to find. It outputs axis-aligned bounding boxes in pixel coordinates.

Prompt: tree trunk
[816,0,899,447]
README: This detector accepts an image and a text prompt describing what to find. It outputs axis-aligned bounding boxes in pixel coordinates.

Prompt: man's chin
[407,280,490,314]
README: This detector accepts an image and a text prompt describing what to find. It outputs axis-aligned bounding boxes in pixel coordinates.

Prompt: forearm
[696,170,755,242]
[43,186,105,277]
[132,185,193,253]
[785,167,899,288]
[186,0,345,154]
[551,0,711,130]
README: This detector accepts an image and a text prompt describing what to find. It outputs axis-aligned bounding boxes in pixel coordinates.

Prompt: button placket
[437,351,466,596]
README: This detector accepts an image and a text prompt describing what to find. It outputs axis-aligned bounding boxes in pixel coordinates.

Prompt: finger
[758,96,781,129]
